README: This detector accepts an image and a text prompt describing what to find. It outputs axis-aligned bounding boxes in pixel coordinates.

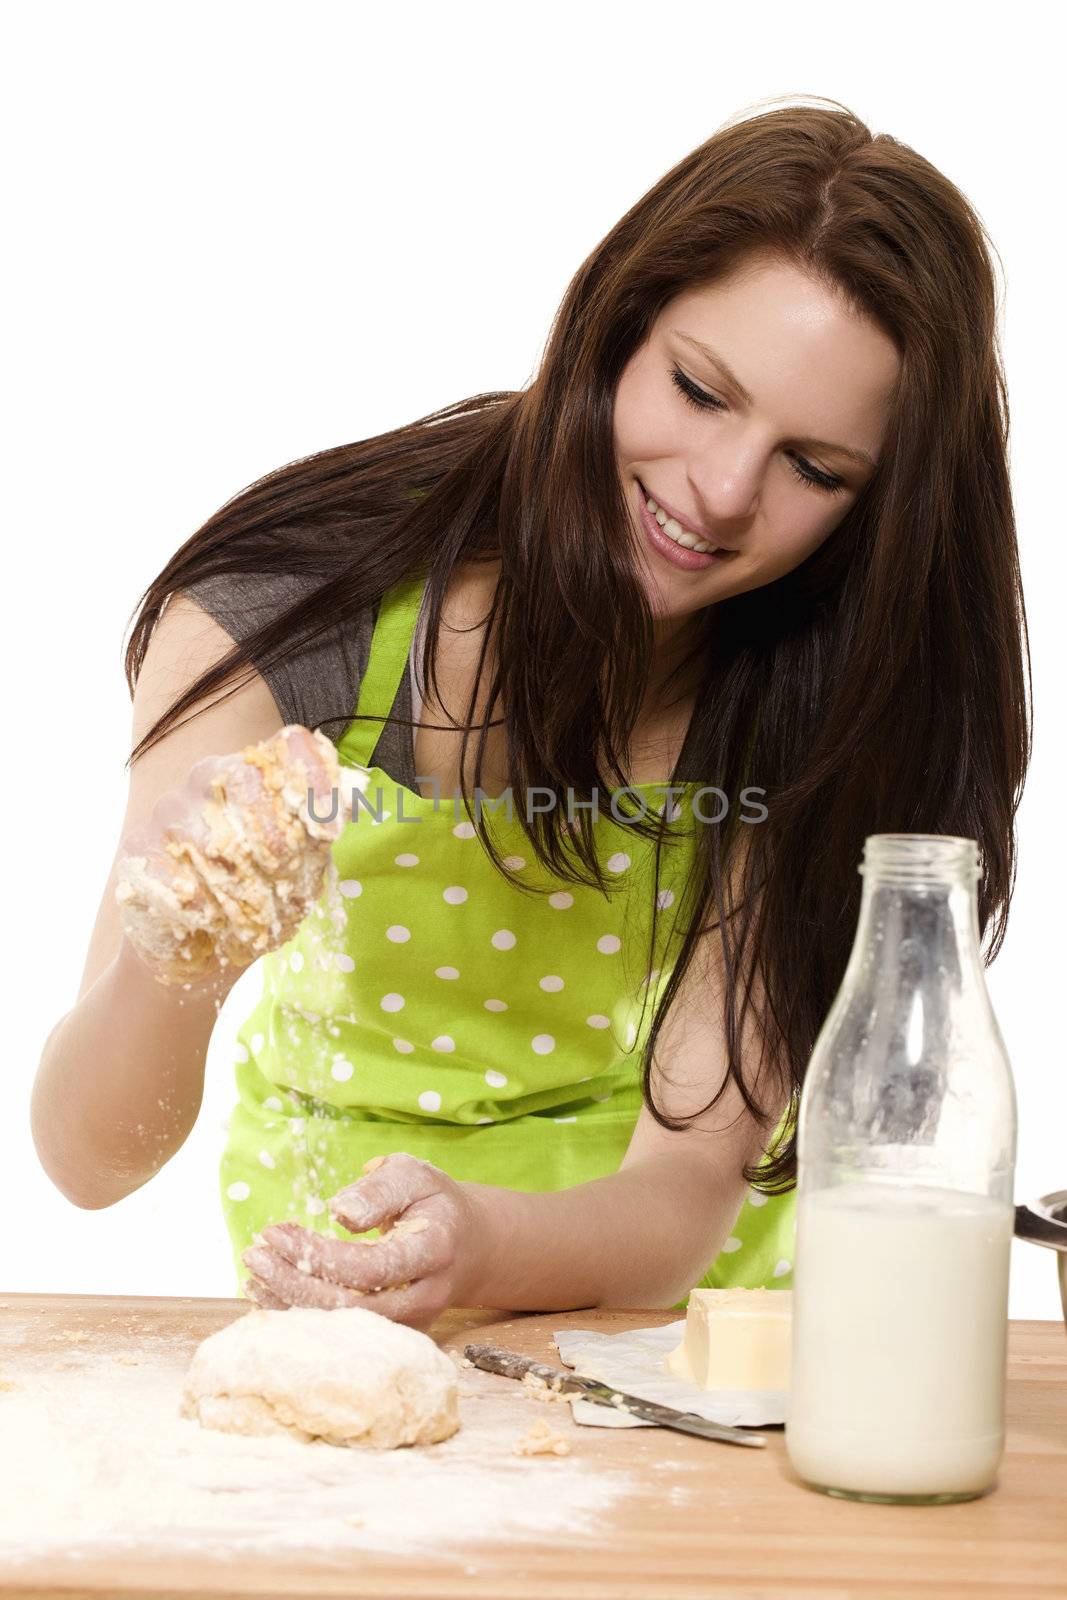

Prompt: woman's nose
[685,456,760,524]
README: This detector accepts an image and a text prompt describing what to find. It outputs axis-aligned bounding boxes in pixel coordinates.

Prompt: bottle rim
[858,833,983,882]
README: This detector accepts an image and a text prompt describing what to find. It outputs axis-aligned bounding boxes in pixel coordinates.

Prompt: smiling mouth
[636,480,737,558]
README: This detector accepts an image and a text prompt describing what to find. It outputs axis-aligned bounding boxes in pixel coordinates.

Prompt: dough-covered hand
[115,725,347,985]
[242,1153,487,1332]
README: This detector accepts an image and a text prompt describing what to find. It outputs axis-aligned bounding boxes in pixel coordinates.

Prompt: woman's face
[614,252,901,620]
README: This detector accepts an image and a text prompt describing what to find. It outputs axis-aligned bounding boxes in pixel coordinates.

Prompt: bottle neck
[798,834,1014,1200]
[853,834,984,988]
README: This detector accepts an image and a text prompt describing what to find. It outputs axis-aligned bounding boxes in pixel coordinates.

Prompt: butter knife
[462,1341,768,1448]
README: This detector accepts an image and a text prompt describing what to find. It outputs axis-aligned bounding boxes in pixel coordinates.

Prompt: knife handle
[464,1342,579,1388]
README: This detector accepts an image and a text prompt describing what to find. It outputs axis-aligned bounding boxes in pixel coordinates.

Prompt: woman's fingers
[244,1275,290,1310]
[256,1214,446,1293]
[328,1151,447,1235]
[282,725,338,807]
[243,1247,372,1309]
[242,1243,435,1320]
[238,1152,469,1325]
[186,752,230,799]
[244,1257,440,1328]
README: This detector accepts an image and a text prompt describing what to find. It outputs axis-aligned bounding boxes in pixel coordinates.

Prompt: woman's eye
[670,366,725,413]
[669,365,846,496]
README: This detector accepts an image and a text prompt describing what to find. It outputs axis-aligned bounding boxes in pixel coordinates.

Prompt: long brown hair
[124,96,1031,1194]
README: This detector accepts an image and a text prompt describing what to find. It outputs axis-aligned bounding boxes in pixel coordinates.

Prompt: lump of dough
[116,726,361,984]
[179,1306,460,1449]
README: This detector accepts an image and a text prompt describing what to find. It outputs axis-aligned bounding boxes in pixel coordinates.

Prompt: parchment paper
[552,1322,788,1429]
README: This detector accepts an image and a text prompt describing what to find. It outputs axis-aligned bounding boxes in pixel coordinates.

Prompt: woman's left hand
[240,1152,488,1331]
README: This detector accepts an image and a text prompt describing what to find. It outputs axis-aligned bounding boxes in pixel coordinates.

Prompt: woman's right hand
[115,725,343,986]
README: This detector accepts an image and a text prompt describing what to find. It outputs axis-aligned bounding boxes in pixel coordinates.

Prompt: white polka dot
[586,1014,611,1029]
[656,889,675,910]
[435,965,460,980]
[263,1096,283,1112]
[592,1093,613,1103]
[386,924,411,943]
[607,852,631,873]
[288,950,304,973]
[290,1118,306,1135]
[597,934,622,954]
[339,879,363,898]
[443,885,469,905]
[235,1042,249,1063]
[491,929,516,950]
[395,853,420,867]
[503,855,526,870]
[452,820,477,839]
[419,1090,442,1112]
[625,1022,637,1048]
[330,1057,354,1082]
[748,1189,768,1208]
[642,968,662,989]
[227,1181,250,1202]
[721,1236,743,1253]
[539,975,564,992]
[251,1032,265,1055]
[476,1116,494,1124]
[553,1115,577,1124]
[485,1069,508,1088]
[664,798,683,822]
[531,1034,555,1054]
[258,1150,276,1170]
[334,952,355,973]
[392,1038,414,1054]
[305,1195,326,1215]
[548,892,574,909]
[484,998,508,1012]
[431,1035,455,1053]
[773,1258,793,1278]
[380,993,405,1012]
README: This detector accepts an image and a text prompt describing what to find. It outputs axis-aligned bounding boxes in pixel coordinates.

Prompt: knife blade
[462,1341,768,1448]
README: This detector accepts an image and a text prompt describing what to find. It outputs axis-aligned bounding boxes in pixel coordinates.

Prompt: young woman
[32,99,1030,1331]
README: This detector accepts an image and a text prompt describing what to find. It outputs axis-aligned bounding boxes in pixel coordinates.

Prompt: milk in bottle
[785,835,1017,1503]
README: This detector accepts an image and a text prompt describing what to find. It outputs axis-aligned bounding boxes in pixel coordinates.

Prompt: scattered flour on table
[0,1315,639,1570]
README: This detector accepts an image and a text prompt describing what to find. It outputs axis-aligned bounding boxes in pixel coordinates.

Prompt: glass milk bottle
[785,834,1017,1504]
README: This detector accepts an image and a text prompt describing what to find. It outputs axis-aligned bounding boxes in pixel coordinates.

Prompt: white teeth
[645,494,718,555]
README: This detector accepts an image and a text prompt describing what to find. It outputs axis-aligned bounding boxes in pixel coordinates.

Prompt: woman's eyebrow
[669,328,877,470]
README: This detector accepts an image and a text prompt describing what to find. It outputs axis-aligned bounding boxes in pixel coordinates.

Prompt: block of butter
[664,1287,792,1391]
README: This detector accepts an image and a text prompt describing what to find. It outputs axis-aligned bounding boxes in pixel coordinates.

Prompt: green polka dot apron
[218,572,796,1305]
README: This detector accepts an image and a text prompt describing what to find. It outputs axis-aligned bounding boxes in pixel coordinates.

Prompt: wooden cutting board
[1,1293,1064,1598]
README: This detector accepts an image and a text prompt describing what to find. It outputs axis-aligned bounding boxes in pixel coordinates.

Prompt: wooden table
[1,1294,1064,1598]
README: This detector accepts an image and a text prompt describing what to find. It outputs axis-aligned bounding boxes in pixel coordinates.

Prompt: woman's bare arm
[30,594,284,1209]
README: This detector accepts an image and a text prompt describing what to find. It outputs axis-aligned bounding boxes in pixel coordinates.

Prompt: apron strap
[337,570,428,769]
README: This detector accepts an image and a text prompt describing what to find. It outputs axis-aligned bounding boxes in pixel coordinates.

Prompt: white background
[4,1,1063,1320]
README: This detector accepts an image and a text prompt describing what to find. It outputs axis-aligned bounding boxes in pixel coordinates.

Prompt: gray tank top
[181,571,421,789]
[183,570,704,788]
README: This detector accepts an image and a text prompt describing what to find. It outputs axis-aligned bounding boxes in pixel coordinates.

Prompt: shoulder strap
[337,571,427,769]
